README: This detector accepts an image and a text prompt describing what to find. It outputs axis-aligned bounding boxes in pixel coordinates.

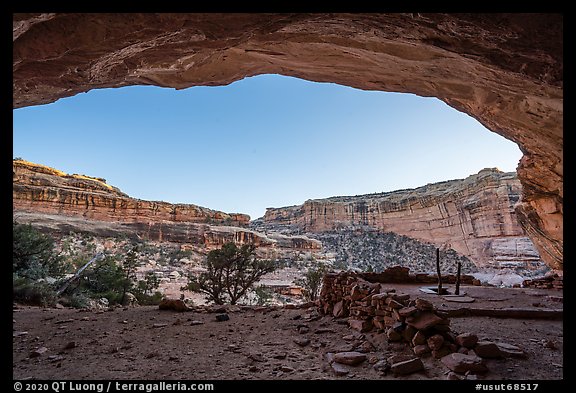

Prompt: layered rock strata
[12,160,320,251]
[12,13,563,269]
[259,169,543,269]
[13,160,250,226]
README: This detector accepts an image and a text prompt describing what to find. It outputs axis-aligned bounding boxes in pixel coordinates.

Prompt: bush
[295,264,328,302]
[13,221,68,280]
[13,276,57,306]
[183,242,277,305]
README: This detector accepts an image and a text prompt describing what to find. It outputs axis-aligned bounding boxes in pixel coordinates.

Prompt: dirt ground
[12,284,563,381]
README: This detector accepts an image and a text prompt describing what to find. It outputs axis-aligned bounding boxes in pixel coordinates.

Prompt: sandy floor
[12,285,563,381]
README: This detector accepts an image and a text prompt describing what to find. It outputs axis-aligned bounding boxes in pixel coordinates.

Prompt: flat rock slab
[331,362,351,376]
[406,311,444,330]
[391,357,424,375]
[496,342,528,359]
[443,295,474,303]
[441,353,488,374]
[332,351,367,366]
[474,341,503,358]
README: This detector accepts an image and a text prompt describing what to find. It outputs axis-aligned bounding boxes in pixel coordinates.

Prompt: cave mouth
[12,73,523,221]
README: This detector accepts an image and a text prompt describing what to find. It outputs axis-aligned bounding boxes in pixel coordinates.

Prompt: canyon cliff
[256,168,542,270]
[12,160,320,252]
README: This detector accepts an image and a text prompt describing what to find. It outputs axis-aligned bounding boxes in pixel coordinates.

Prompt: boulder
[455,332,478,348]
[474,341,503,358]
[406,311,444,330]
[441,353,488,374]
[427,334,445,351]
[391,357,424,375]
[158,298,191,312]
[332,351,367,366]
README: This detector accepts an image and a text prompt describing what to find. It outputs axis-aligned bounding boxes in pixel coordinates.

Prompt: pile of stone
[320,272,527,378]
[522,273,563,290]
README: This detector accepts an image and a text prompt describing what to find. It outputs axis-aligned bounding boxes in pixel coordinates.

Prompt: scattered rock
[152,323,168,328]
[297,325,309,334]
[427,334,445,351]
[411,331,427,346]
[63,341,76,350]
[332,301,344,318]
[294,338,311,347]
[13,331,28,337]
[386,328,402,342]
[398,306,418,318]
[55,319,75,324]
[373,359,390,373]
[405,311,444,330]
[414,298,434,311]
[248,353,265,362]
[356,340,375,353]
[441,353,488,374]
[496,342,528,358]
[348,318,373,332]
[215,314,230,322]
[30,347,48,358]
[190,320,204,326]
[432,345,453,359]
[314,328,335,334]
[474,341,503,359]
[455,332,478,348]
[331,362,350,376]
[542,339,557,349]
[413,344,431,357]
[272,352,287,359]
[248,365,258,372]
[158,299,191,312]
[446,371,464,380]
[280,365,295,372]
[332,351,367,366]
[47,355,65,363]
[391,357,424,375]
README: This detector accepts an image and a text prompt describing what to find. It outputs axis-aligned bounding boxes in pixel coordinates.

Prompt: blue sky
[13,74,523,220]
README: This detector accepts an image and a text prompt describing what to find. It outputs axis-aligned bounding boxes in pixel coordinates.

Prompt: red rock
[398,306,418,318]
[331,362,350,376]
[432,345,453,359]
[474,341,504,359]
[332,351,367,366]
[427,334,445,351]
[496,342,528,358]
[413,344,431,357]
[348,318,373,333]
[415,298,434,311]
[386,328,402,342]
[440,353,488,374]
[406,311,444,330]
[455,332,478,348]
[412,331,427,346]
[390,357,424,375]
[30,346,48,358]
[332,301,344,318]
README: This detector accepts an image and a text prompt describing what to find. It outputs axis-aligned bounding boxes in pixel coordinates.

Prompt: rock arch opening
[12,13,562,269]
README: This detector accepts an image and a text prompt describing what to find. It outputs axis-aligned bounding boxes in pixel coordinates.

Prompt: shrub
[183,242,277,305]
[13,221,68,280]
[295,263,328,302]
[13,276,57,306]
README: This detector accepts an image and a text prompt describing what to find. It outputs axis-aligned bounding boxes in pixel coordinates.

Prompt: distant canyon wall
[260,168,542,269]
[12,160,320,252]
[13,160,250,227]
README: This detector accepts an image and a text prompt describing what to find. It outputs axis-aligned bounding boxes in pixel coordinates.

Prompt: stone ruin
[319,270,527,378]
